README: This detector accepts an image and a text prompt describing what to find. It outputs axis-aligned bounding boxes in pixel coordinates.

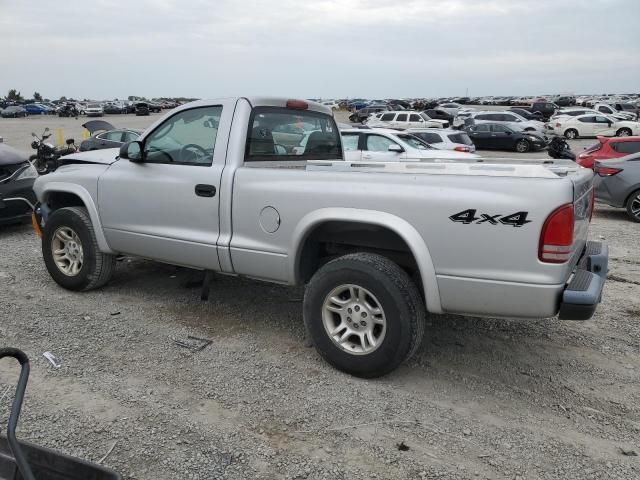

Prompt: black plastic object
[0,348,121,480]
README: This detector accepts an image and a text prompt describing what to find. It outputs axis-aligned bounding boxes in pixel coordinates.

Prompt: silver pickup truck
[32,97,608,377]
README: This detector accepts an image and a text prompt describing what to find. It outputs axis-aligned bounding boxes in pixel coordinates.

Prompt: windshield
[396,134,433,150]
[420,112,432,121]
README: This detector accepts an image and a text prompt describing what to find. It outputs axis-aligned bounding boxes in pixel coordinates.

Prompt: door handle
[195,184,216,197]
[363,154,372,159]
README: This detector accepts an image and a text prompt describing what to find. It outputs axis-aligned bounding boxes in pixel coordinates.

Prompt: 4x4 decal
[449,209,531,227]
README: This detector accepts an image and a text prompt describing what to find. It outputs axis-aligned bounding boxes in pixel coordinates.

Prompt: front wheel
[564,129,578,139]
[617,128,632,137]
[303,253,426,378]
[42,207,116,291]
[515,139,530,153]
[626,189,640,223]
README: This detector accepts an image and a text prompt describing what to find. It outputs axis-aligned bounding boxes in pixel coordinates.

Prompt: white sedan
[340,128,478,162]
[548,114,640,139]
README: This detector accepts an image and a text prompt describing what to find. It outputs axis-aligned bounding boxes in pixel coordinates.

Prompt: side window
[341,133,360,151]
[578,116,595,123]
[491,124,510,133]
[502,114,518,122]
[595,116,610,124]
[475,124,490,132]
[475,114,490,120]
[409,114,422,122]
[415,132,442,144]
[104,131,124,141]
[144,106,222,165]
[122,131,140,142]
[245,107,342,162]
[612,141,640,154]
[396,114,408,122]
[380,113,395,122]
[365,135,396,152]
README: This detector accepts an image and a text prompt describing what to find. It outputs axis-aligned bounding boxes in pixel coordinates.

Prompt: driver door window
[143,106,222,166]
[366,135,396,151]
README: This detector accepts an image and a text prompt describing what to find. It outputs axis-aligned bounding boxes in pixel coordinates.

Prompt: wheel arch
[38,183,114,254]
[290,208,442,314]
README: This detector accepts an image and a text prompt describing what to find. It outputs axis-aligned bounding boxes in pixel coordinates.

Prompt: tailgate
[569,167,594,267]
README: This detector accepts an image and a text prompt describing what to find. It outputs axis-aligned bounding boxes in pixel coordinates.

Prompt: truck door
[97,102,233,270]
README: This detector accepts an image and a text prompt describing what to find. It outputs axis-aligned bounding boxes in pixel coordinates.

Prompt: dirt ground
[0,111,638,480]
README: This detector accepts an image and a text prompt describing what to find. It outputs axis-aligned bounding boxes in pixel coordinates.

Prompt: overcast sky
[1,0,639,100]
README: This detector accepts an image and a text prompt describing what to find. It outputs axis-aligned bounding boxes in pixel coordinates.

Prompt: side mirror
[120,141,143,162]
[388,144,404,153]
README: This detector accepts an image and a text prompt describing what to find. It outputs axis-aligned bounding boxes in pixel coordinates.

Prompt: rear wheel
[564,129,578,139]
[626,189,640,222]
[303,253,426,378]
[42,207,116,291]
[617,128,632,137]
[515,139,530,153]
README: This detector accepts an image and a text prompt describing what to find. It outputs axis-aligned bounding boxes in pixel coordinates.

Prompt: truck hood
[61,148,120,165]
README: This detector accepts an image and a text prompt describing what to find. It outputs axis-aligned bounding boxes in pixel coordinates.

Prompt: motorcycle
[547,135,576,161]
[29,128,77,174]
[57,103,79,118]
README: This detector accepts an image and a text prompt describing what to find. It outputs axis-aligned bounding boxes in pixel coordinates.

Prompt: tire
[617,128,632,137]
[42,207,116,291]
[303,253,426,378]
[564,129,578,140]
[625,189,640,223]
[515,139,530,153]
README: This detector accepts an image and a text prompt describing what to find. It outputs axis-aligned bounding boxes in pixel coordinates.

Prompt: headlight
[15,164,39,181]
[527,136,540,141]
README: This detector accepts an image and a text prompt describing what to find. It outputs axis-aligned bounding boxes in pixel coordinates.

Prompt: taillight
[594,165,623,176]
[539,204,574,263]
[454,146,470,152]
[286,99,309,110]
[555,123,562,127]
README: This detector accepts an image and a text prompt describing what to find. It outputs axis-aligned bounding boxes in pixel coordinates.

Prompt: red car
[577,136,640,169]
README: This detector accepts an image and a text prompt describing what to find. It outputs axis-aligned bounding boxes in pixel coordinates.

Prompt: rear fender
[290,208,442,314]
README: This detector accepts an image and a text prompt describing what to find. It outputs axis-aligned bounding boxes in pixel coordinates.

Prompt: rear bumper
[558,241,608,320]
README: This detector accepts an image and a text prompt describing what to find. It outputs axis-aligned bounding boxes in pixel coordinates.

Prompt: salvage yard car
[32,97,608,378]
[465,123,548,152]
[0,143,38,225]
[550,114,640,139]
[340,128,478,161]
[367,111,448,129]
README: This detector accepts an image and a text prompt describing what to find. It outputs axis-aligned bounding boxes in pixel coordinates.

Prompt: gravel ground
[0,111,638,480]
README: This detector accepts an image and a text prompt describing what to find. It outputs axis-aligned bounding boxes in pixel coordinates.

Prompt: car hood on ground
[0,144,28,166]
[61,148,120,165]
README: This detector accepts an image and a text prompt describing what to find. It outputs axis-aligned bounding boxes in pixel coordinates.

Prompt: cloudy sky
[1,0,639,100]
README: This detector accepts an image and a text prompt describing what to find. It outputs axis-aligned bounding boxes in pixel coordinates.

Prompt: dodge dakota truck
[32,97,608,378]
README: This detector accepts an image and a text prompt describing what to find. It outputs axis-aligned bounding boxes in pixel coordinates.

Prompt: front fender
[289,208,442,314]
[35,180,115,254]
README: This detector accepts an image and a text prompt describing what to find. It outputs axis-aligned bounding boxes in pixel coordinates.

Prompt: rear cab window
[245,107,342,162]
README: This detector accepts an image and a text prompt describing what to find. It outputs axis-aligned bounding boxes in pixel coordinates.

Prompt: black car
[0,143,37,225]
[465,123,547,153]
[422,108,454,124]
[530,101,558,120]
[349,105,388,123]
[103,103,127,114]
[1,106,28,118]
[135,102,150,116]
[79,121,142,151]
[509,108,544,121]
